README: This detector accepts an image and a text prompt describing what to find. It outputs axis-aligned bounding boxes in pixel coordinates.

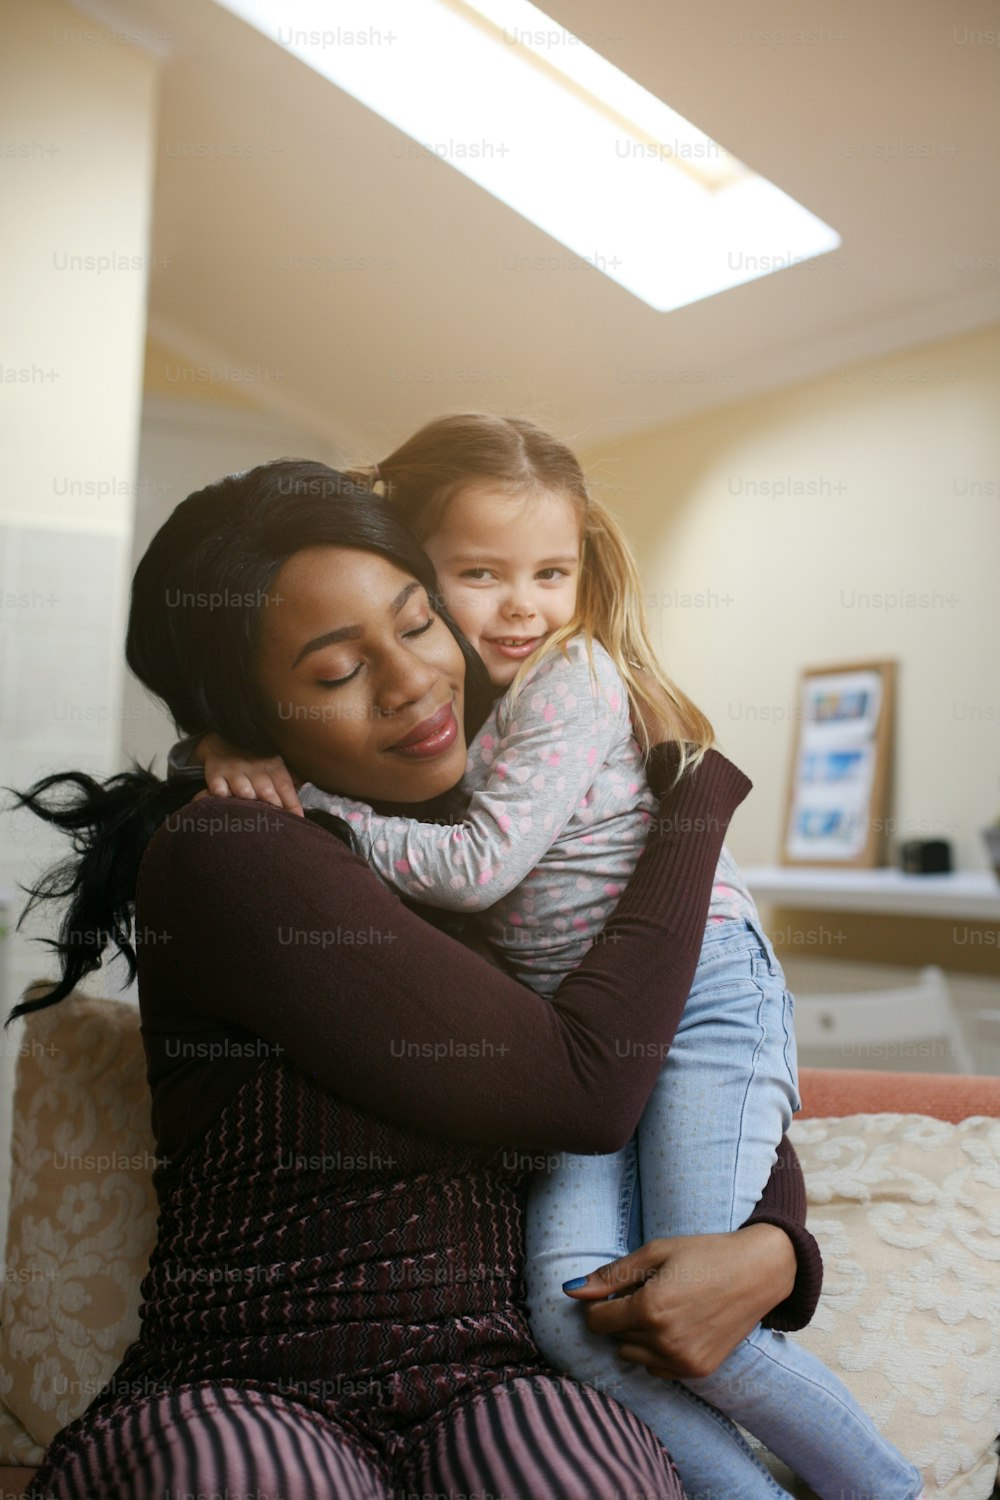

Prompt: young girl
[188,416,924,1500]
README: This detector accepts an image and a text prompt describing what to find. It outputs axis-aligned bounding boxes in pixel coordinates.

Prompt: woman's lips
[486,635,544,660]
[389,701,459,759]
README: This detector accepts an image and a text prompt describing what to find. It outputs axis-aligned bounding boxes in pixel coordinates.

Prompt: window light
[213,0,841,311]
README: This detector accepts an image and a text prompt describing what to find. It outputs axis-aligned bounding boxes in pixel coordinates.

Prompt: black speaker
[898,839,953,874]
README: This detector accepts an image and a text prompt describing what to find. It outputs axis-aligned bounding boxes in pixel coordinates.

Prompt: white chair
[792,965,975,1074]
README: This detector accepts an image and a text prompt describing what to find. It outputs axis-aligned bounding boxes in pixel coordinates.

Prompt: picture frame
[781,659,896,868]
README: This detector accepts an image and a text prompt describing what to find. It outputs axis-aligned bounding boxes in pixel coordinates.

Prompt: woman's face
[256,546,468,803]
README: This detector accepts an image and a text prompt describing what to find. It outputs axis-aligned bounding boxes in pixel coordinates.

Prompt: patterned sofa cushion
[0,993,159,1449]
[0,1400,44,1468]
[756,1113,1000,1500]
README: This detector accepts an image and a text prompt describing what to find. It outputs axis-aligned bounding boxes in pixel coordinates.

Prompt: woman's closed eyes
[316,615,437,688]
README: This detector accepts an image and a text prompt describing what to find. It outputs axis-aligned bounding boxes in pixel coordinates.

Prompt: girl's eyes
[316,617,435,689]
[457,568,569,582]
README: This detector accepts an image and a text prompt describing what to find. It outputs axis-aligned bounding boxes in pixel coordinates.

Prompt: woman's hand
[194,731,304,816]
[562,1223,796,1379]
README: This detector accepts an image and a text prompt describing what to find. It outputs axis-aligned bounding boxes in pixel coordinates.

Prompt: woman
[11,460,821,1500]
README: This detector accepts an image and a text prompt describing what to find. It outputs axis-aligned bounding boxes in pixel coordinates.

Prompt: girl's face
[256,546,468,802]
[424,483,582,689]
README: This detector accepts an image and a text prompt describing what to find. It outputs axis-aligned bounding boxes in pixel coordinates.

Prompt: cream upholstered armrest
[0,992,159,1451]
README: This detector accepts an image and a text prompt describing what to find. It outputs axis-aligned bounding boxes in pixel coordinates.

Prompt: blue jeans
[525,917,924,1500]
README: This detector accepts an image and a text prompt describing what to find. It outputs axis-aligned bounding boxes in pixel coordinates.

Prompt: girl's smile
[485,633,546,661]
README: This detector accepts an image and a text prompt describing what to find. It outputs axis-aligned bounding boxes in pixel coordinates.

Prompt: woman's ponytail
[4,768,196,1025]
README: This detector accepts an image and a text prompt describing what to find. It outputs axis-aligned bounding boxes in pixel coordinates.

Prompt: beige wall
[0,0,157,534]
[583,323,1000,875]
[0,0,158,1258]
[143,334,262,410]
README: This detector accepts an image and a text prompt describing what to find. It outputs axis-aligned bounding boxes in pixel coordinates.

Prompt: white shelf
[743,866,1000,921]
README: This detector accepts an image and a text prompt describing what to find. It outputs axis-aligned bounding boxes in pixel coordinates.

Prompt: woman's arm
[566,1224,802,1379]
[562,1130,821,1370]
[146,744,823,1338]
[140,746,750,1154]
[300,639,636,911]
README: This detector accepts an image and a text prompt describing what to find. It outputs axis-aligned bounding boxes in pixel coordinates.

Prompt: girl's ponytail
[341,462,383,494]
[5,768,196,1025]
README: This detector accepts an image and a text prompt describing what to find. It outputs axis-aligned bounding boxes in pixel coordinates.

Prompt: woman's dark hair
[5,459,493,1026]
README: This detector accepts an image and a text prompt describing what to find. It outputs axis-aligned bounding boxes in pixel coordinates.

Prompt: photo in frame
[781,660,896,868]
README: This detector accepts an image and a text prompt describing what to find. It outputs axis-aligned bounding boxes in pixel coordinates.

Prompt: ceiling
[91,0,1000,456]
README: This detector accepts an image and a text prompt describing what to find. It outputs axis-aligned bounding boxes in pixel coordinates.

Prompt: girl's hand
[194,731,304,817]
[561,1224,796,1379]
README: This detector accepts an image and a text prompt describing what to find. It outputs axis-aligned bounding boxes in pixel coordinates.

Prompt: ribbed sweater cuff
[747,1213,825,1331]
[620,748,753,949]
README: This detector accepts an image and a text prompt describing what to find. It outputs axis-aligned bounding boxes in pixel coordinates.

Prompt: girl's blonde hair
[346,413,715,777]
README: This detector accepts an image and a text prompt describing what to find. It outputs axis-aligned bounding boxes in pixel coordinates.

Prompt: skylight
[214,0,841,312]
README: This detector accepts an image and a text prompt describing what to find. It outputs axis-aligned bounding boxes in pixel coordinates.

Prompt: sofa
[1,993,998,1498]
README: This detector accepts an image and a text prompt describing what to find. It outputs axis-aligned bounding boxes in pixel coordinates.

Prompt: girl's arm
[301,640,636,910]
[141,745,748,1154]
[166,733,207,781]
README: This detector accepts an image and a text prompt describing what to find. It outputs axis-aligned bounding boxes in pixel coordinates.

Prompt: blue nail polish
[562,1276,588,1291]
